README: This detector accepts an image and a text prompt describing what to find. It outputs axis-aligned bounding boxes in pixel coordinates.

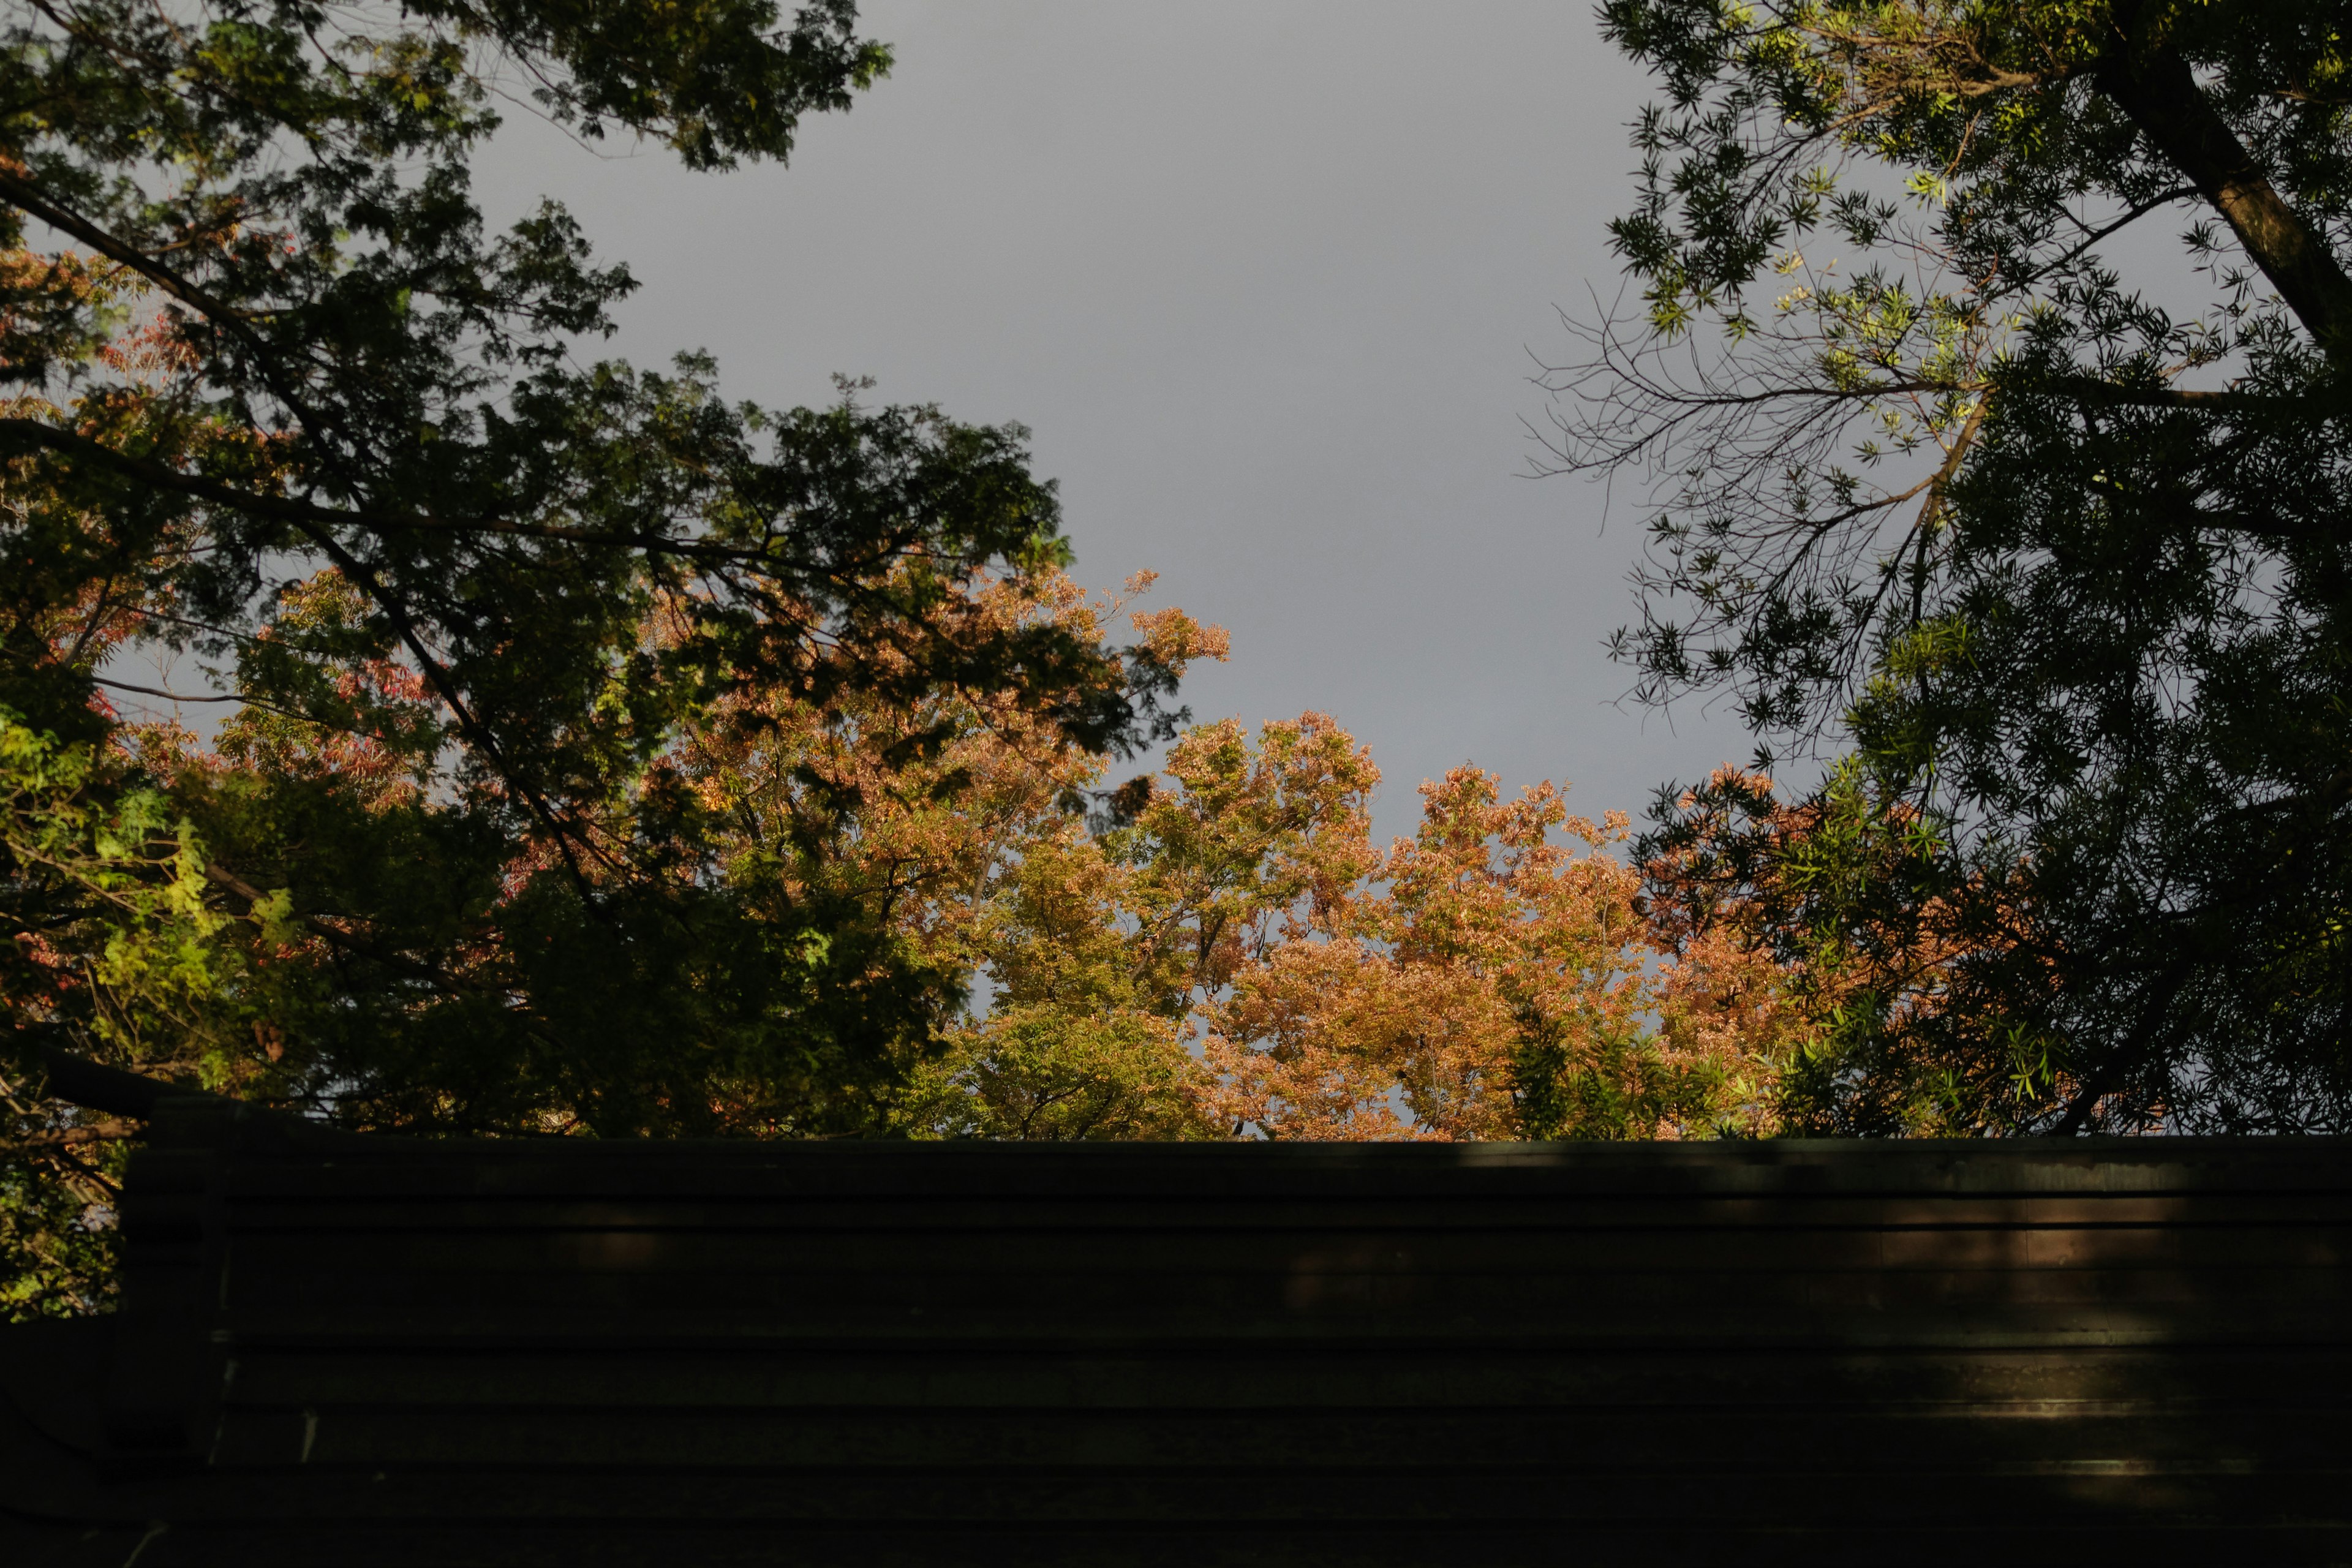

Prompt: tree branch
[0,416,770,564]
[0,167,363,469]
[0,1118,138,1153]
[2097,19,2352,361]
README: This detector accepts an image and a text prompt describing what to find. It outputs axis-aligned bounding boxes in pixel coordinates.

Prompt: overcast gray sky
[474,0,1755,843]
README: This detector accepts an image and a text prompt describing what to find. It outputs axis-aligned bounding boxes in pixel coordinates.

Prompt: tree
[913,701,1789,1145]
[671,567,1233,1142]
[1640,761,2052,1133]
[1545,0,2352,1131]
[1200,750,1787,1141]
[0,0,1185,1104]
[0,0,1192,1311]
[0,712,202,1316]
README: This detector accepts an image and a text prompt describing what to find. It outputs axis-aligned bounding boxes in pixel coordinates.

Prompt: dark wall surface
[4,1101,2350,1564]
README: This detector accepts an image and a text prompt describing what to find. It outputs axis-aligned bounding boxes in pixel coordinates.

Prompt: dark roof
[5,1099,2351,1564]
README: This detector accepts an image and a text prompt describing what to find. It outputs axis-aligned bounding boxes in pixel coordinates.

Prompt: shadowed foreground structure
[2,1100,2350,1564]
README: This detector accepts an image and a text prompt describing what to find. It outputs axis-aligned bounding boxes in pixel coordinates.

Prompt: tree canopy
[14,0,2352,1317]
[0,0,1209,1313]
[1544,0,2352,1133]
